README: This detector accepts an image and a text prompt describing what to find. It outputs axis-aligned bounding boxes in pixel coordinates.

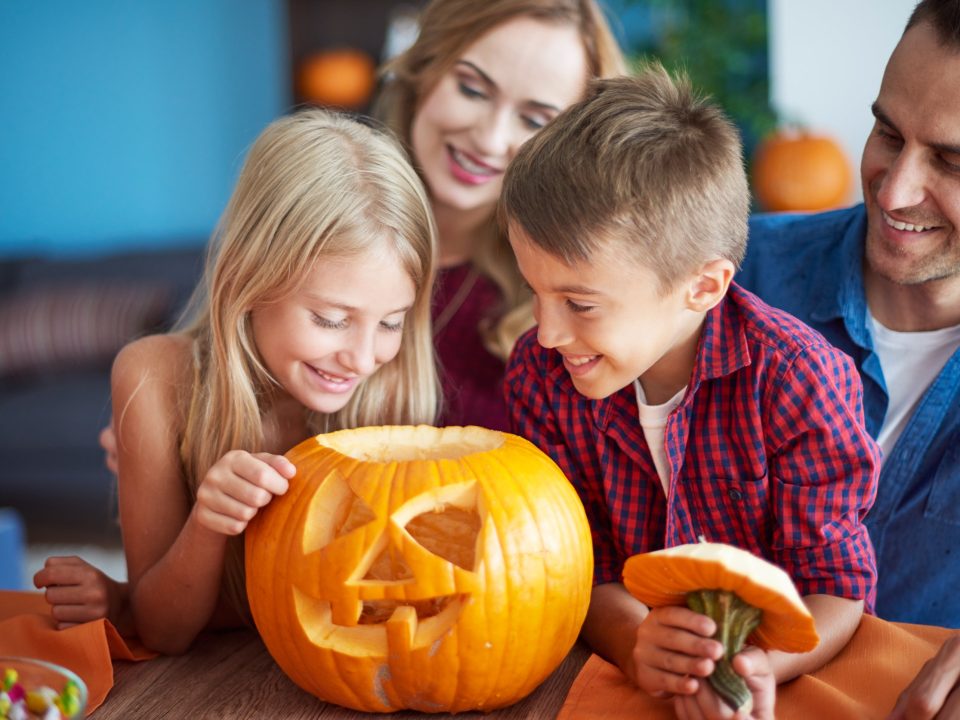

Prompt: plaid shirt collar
[590,283,752,432]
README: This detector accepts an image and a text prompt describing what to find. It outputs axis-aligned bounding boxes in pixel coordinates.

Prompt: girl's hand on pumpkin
[672,646,775,720]
[33,555,131,633]
[632,605,724,698]
[194,450,295,536]
[888,634,960,720]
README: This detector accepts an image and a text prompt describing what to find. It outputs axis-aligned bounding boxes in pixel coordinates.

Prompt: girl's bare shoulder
[111,332,195,395]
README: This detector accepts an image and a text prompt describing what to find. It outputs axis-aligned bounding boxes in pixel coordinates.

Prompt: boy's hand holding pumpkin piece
[623,541,819,718]
[632,604,724,697]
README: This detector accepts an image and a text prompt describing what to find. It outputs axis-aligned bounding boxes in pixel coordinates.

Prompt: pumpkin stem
[686,589,762,712]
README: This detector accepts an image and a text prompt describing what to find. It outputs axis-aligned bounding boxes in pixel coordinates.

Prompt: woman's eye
[458,82,486,100]
[380,319,404,332]
[312,313,347,330]
[521,114,547,131]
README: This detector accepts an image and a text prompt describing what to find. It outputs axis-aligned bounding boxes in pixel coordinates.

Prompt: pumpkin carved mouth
[291,464,484,654]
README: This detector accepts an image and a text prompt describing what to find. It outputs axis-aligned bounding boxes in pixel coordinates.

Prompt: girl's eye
[312,313,347,330]
[566,299,595,314]
[380,319,404,332]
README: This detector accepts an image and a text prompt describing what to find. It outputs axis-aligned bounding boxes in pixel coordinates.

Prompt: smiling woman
[375,0,627,430]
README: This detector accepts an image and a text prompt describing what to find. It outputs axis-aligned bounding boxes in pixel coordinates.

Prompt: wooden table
[90,630,591,719]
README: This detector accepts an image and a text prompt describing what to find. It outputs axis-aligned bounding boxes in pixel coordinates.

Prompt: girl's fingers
[194,495,258,534]
[227,452,291,497]
[42,584,102,606]
[253,452,296,481]
[194,504,256,535]
[49,602,107,625]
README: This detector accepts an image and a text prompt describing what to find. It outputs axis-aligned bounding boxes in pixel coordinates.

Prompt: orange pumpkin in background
[297,48,377,109]
[245,425,593,713]
[752,129,852,212]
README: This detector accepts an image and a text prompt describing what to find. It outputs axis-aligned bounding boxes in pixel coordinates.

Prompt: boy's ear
[685,258,735,312]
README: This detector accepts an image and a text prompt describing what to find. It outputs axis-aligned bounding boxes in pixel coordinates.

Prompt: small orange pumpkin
[752,129,852,212]
[245,425,593,713]
[297,48,377,109]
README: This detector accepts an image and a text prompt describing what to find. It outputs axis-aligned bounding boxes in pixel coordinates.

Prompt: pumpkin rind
[245,425,593,713]
[622,542,819,653]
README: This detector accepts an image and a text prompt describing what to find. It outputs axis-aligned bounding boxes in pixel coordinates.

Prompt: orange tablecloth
[559,615,957,720]
[0,590,154,716]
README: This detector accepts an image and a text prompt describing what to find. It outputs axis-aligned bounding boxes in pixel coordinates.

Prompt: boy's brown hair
[500,64,749,293]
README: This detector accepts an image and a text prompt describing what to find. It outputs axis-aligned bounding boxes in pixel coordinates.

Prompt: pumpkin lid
[622,542,820,653]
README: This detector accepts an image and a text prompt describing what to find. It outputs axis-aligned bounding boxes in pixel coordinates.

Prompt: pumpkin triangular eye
[303,469,377,552]
[406,505,480,571]
[391,480,483,572]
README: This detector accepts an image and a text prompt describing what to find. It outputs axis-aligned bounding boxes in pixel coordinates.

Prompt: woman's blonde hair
[375,0,627,358]
[178,109,439,618]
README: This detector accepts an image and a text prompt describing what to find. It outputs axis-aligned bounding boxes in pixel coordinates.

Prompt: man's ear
[685,258,735,312]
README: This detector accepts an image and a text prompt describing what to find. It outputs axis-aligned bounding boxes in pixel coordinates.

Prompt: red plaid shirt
[506,282,879,608]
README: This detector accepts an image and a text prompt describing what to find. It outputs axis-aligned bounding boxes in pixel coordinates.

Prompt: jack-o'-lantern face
[246,426,594,713]
[292,469,484,656]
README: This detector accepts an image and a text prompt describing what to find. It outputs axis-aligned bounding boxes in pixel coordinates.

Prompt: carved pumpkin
[752,129,852,212]
[245,425,593,713]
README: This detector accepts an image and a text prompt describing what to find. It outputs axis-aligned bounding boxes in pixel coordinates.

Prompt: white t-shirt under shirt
[634,380,687,495]
[868,311,960,458]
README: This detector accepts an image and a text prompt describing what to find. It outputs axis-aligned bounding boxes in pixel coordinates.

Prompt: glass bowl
[0,656,87,719]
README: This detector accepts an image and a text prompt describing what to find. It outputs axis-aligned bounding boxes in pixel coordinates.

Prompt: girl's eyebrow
[455,59,562,113]
[304,294,411,315]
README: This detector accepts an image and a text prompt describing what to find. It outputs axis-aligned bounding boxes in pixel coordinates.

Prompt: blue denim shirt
[740,205,960,628]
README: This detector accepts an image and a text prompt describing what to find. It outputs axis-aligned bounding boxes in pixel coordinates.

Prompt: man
[739,0,960,631]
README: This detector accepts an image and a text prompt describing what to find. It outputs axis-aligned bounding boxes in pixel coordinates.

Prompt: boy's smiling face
[510,225,712,404]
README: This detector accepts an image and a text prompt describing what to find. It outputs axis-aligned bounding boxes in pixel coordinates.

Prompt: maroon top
[431,263,510,431]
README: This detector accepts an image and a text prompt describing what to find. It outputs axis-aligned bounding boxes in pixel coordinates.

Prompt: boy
[500,66,880,716]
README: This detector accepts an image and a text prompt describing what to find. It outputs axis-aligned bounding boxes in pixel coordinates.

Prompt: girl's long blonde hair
[375,0,627,359]
[178,109,440,617]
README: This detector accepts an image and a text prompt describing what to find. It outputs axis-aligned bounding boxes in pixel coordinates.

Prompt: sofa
[0,244,205,541]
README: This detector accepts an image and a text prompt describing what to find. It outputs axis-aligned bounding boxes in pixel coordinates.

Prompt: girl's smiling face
[410,15,588,216]
[251,242,415,414]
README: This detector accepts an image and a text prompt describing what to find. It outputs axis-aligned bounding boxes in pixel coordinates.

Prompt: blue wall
[0,0,290,258]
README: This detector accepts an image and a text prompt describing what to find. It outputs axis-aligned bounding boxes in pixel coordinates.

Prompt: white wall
[769,0,916,202]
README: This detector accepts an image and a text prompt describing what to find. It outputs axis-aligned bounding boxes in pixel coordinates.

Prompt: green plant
[614,0,776,158]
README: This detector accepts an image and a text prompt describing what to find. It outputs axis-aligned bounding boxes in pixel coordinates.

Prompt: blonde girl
[36,109,439,653]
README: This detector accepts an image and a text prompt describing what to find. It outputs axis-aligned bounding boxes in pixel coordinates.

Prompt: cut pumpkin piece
[623,541,820,712]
